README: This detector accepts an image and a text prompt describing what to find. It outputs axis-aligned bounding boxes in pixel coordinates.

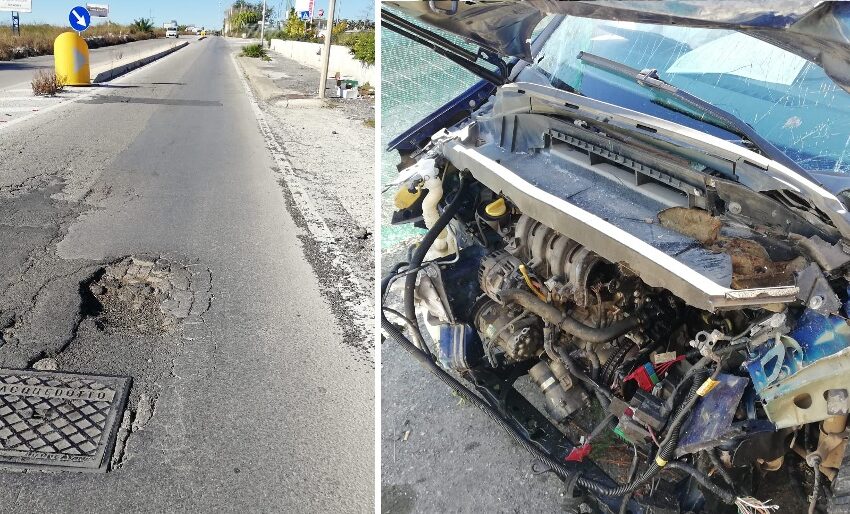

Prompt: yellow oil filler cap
[394,186,421,210]
[485,197,507,217]
[54,32,90,86]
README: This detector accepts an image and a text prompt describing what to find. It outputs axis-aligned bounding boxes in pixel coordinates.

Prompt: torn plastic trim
[438,129,799,312]
[486,82,850,241]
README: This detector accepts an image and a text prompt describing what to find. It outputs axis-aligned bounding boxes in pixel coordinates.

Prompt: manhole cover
[0,369,131,472]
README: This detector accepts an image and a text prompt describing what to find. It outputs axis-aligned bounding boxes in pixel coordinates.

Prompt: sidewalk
[234,46,375,228]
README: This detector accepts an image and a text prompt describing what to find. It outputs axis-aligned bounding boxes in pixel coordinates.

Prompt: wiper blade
[577,51,816,181]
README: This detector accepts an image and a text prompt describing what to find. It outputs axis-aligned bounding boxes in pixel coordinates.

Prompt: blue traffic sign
[298,10,310,21]
[68,6,91,32]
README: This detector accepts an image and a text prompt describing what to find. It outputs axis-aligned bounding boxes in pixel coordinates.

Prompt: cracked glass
[532,17,850,174]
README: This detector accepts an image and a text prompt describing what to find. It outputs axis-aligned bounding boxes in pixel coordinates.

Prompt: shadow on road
[80,95,222,107]
[0,62,49,71]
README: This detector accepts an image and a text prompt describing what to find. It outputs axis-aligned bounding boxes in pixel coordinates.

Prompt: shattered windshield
[532,17,850,174]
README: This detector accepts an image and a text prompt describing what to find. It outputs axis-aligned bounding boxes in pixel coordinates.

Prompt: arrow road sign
[68,6,91,31]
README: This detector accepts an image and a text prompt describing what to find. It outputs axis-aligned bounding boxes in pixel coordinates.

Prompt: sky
[7,0,373,30]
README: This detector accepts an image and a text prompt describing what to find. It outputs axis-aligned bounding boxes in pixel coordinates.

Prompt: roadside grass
[31,70,66,96]
[0,24,165,60]
[241,43,270,61]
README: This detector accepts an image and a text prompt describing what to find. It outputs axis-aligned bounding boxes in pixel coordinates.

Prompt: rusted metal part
[658,207,721,244]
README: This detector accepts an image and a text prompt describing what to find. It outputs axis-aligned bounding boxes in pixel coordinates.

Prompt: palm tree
[130,18,154,33]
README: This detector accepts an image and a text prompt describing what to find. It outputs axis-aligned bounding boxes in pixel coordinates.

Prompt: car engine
[384,83,850,512]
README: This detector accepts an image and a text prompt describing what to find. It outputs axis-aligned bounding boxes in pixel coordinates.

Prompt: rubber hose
[381,261,408,299]
[403,173,469,354]
[498,289,640,343]
[555,346,613,404]
[667,461,736,504]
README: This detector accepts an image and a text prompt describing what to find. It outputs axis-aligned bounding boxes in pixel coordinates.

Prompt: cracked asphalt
[0,36,372,512]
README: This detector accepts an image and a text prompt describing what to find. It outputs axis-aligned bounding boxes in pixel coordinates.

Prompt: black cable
[382,306,420,336]
[667,460,736,505]
[382,314,740,502]
[381,261,408,299]
[619,444,641,514]
[403,173,469,356]
[555,346,613,405]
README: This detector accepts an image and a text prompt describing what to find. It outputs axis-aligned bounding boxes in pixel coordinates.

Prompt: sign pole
[259,0,266,47]
[11,11,19,36]
[317,0,336,99]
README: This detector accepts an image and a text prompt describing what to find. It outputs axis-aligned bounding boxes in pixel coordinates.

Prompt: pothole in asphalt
[82,255,211,333]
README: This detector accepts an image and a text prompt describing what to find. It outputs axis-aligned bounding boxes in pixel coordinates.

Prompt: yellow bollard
[54,32,90,86]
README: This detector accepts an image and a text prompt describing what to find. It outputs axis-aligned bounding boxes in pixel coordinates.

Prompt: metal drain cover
[0,369,131,472]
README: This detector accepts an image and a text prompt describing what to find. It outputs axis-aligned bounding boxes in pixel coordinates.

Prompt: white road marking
[0,106,48,112]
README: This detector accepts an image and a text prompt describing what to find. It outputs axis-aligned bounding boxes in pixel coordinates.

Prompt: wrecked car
[381,2,850,512]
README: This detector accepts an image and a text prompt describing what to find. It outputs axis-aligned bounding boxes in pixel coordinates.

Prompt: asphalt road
[0,36,372,512]
[0,37,184,89]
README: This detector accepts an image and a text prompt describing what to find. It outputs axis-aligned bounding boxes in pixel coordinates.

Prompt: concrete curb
[234,55,328,108]
[92,41,189,83]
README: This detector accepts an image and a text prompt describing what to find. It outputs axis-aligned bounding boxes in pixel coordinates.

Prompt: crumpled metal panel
[745,309,850,393]
[790,309,850,365]
[740,307,850,428]
[760,345,850,429]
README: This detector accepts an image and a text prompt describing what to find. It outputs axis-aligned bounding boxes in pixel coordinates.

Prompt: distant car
[165,28,178,38]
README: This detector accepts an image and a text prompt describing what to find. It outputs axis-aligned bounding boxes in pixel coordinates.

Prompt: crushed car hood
[386,0,850,94]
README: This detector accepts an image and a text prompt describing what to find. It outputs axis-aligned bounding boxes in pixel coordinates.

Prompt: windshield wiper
[577,51,816,181]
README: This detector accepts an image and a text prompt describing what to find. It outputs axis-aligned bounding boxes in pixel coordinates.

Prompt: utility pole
[317,0,336,99]
[259,0,267,47]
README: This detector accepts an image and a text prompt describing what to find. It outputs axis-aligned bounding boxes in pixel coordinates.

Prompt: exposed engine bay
[383,81,850,512]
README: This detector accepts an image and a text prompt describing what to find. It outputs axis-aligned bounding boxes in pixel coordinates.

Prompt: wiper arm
[577,51,816,181]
